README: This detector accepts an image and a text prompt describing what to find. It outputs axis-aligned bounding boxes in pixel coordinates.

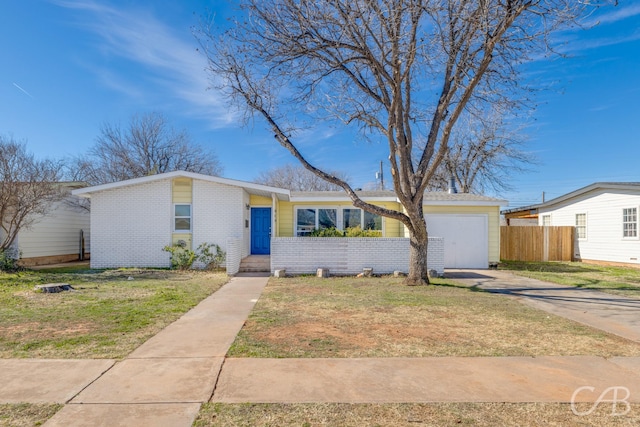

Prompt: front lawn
[194,402,640,427]
[228,276,640,358]
[0,267,228,359]
[500,261,640,296]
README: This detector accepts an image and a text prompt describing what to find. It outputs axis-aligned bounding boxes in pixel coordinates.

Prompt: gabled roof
[71,171,291,200]
[71,170,507,206]
[501,182,640,215]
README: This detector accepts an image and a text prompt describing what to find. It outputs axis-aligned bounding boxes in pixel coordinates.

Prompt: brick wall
[192,180,246,266]
[91,179,172,268]
[271,237,445,276]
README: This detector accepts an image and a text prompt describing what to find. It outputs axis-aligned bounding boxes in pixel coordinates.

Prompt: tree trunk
[406,206,430,286]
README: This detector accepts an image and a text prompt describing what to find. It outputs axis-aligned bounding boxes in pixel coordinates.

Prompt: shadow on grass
[499,261,595,274]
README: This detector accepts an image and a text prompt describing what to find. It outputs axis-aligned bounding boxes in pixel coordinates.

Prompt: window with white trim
[174,204,192,232]
[296,208,337,236]
[542,215,551,226]
[343,208,382,231]
[623,207,637,238]
[295,207,382,236]
[575,213,586,239]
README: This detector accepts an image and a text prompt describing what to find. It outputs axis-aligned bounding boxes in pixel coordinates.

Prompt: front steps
[238,255,270,273]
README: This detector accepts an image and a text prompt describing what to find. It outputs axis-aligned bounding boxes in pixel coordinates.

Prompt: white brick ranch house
[72,171,506,275]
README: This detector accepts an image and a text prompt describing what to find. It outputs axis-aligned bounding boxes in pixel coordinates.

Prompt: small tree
[71,112,223,185]
[255,164,349,191]
[0,136,65,255]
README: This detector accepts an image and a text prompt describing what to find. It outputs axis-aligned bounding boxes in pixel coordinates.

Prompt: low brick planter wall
[271,237,444,276]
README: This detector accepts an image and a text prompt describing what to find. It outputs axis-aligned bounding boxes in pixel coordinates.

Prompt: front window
[296,208,337,236]
[174,204,192,232]
[623,208,637,238]
[575,213,586,239]
[542,215,551,226]
[343,208,361,228]
[364,210,382,231]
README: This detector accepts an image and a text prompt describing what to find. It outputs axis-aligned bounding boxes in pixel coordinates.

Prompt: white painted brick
[271,237,445,276]
[90,179,172,268]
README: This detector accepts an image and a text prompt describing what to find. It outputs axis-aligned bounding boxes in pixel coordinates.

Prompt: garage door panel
[425,214,488,269]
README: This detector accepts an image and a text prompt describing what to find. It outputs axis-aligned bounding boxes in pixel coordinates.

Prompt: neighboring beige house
[73,171,506,274]
[6,183,91,266]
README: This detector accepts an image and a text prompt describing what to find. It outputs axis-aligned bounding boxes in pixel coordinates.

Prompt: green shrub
[309,227,344,237]
[197,242,226,270]
[0,249,22,272]
[162,241,226,270]
[162,242,196,270]
[308,226,381,237]
[344,226,382,237]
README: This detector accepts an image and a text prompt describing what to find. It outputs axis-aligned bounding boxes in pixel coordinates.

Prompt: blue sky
[1,1,639,208]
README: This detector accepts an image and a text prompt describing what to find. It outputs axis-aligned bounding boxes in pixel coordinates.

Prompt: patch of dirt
[0,321,96,340]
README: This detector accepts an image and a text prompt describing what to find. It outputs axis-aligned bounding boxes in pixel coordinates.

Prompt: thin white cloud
[587,3,640,26]
[51,0,236,127]
[12,82,34,98]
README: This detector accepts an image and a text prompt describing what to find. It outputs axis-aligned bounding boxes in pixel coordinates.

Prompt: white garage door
[425,214,488,269]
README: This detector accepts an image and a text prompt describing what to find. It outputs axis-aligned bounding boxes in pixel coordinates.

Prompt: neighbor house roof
[501,182,640,216]
[71,171,291,200]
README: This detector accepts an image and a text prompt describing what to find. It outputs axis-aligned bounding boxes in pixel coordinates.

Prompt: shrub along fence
[500,226,574,262]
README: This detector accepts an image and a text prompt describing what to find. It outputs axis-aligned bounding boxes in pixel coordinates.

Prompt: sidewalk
[1,270,640,426]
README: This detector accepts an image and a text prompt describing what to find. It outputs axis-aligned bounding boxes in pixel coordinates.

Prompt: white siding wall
[538,189,640,265]
[271,237,445,275]
[91,179,172,268]
[192,180,245,265]
[18,196,91,259]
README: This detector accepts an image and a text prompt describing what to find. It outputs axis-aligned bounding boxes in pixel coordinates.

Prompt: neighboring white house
[531,182,640,266]
[72,171,507,273]
[9,183,91,266]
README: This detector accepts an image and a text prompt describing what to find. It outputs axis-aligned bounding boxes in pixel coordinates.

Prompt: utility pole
[376,160,384,190]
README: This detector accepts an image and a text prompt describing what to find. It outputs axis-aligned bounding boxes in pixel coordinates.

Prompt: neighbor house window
[575,213,586,239]
[542,215,551,226]
[296,208,337,236]
[174,204,192,232]
[623,208,637,238]
[363,210,382,231]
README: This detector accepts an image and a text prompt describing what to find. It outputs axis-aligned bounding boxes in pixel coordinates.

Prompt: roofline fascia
[71,171,291,198]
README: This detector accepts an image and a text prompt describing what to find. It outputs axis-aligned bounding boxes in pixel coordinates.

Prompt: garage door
[425,214,488,269]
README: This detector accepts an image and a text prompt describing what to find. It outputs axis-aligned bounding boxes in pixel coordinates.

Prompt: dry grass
[0,268,228,358]
[0,403,62,427]
[228,276,640,358]
[195,402,640,426]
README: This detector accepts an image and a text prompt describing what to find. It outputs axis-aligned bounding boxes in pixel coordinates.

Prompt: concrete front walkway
[448,269,640,343]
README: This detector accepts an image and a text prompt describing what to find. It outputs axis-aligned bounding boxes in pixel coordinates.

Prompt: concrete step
[239,256,270,273]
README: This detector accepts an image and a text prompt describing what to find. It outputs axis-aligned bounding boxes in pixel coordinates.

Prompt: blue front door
[251,208,271,254]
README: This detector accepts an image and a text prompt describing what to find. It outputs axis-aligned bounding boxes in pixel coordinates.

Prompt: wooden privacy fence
[500,226,575,262]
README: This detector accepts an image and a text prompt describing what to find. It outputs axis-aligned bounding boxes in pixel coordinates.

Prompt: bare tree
[0,136,65,254]
[71,112,223,185]
[426,107,535,194]
[255,164,349,191]
[198,0,590,285]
